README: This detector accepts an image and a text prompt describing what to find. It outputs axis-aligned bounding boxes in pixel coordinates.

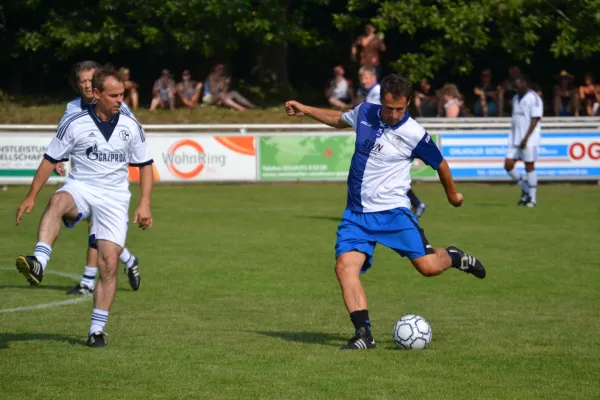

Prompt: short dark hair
[69,60,100,93]
[92,64,123,92]
[380,73,413,102]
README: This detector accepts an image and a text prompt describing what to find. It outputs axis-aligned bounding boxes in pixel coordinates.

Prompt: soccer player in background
[360,66,428,219]
[15,66,154,347]
[55,61,142,294]
[285,74,486,350]
[504,75,543,207]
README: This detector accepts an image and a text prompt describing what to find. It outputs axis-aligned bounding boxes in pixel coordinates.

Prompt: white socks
[527,171,537,203]
[80,266,97,289]
[119,248,136,269]
[90,308,109,334]
[33,242,52,270]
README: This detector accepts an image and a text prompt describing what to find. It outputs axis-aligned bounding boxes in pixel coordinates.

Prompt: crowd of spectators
[326,23,600,118]
[115,22,600,117]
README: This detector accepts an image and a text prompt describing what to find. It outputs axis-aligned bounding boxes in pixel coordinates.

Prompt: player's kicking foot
[87,331,107,347]
[125,256,141,291]
[66,283,93,295]
[517,191,530,206]
[414,203,427,219]
[15,255,44,286]
[526,201,536,208]
[340,326,376,350]
[447,246,486,279]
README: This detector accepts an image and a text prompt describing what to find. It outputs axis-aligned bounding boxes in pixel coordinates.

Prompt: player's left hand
[447,192,464,207]
[519,138,528,149]
[133,203,153,230]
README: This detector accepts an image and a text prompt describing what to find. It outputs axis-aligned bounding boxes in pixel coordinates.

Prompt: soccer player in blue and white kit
[15,66,154,347]
[360,66,428,218]
[56,61,143,294]
[285,74,486,350]
[504,75,543,207]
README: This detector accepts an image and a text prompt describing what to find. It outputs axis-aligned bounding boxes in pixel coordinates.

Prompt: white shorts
[57,179,131,247]
[506,145,538,162]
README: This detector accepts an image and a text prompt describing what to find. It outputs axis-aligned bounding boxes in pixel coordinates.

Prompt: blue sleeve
[411,132,443,170]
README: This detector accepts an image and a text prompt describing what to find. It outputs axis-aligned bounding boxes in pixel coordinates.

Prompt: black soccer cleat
[125,257,141,291]
[16,255,44,286]
[340,326,376,350]
[447,246,486,279]
[517,191,530,206]
[87,331,107,347]
[66,283,93,295]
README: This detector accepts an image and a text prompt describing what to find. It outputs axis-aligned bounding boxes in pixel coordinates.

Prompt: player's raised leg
[88,239,121,347]
[16,187,81,286]
[504,156,530,205]
[410,246,486,278]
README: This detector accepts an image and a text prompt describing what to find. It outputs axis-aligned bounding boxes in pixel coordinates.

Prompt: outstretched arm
[437,159,463,207]
[285,100,349,129]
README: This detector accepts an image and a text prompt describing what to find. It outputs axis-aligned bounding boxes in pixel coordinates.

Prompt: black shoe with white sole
[125,257,141,291]
[66,283,93,295]
[447,246,486,279]
[16,255,44,286]
[87,331,107,347]
[340,326,376,350]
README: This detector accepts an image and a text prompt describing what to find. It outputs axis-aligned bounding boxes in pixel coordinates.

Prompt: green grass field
[1,182,599,399]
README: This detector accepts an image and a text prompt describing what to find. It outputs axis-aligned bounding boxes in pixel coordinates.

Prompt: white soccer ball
[392,314,432,350]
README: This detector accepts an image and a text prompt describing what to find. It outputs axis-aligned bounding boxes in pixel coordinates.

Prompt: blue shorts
[335,207,435,273]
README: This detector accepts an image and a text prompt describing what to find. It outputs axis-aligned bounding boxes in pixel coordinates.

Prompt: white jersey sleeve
[44,116,79,162]
[526,93,543,119]
[341,103,363,129]
[129,123,153,166]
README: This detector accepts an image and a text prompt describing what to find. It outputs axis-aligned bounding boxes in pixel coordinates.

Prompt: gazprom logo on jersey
[85,142,126,162]
[163,139,226,179]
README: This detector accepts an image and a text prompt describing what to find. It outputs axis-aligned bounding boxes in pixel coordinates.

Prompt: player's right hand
[447,192,464,207]
[16,197,35,225]
[285,101,305,117]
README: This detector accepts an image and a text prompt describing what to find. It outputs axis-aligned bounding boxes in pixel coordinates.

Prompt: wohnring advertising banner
[0,131,598,184]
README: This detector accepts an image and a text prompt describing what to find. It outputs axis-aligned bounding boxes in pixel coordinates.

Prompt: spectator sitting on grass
[176,70,203,109]
[149,69,176,111]
[202,64,255,111]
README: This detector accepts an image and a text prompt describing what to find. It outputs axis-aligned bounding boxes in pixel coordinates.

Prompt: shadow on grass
[0,333,86,349]
[253,331,346,347]
[0,284,75,292]
[296,215,341,223]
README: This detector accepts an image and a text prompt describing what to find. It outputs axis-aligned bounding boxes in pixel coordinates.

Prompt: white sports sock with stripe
[33,242,52,270]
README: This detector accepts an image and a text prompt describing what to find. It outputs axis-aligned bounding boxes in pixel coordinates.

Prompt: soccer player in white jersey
[15,65,154,347]
[285,73,486,350]
[56,61,143,295]
[360,66,428,219]
[504,75,543,207]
